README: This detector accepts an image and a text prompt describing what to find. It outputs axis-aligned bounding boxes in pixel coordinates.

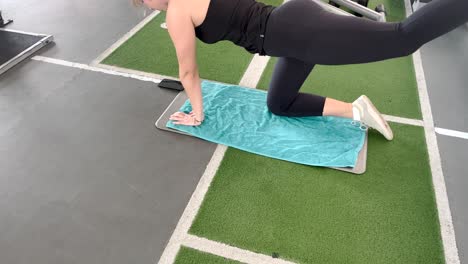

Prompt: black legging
[262,0,468,116]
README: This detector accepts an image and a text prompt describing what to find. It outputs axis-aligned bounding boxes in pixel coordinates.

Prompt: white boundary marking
[382,114,423,127]
[32,56,163,83]
[435,127,468,140]
[183,234,297,264]
[239,54,272,88]
[156,144,229,263]
[404,0,460,263]
[92,62,177,83]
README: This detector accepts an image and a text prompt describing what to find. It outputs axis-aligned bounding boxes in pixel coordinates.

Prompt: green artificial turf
[101,1,442,262]
[174,247,242,264]
[189,124,444,264]
[257,0,421,119]
[257,57,421,119]
[102,0,284,84]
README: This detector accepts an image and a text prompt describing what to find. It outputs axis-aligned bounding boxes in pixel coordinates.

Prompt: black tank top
[195,0,276,55]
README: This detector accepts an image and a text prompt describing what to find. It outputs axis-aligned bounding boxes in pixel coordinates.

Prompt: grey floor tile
[437,135,468,263]
[1,0,152,63]
[0,61,216,264]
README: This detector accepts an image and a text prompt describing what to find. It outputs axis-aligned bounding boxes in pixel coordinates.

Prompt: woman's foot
[352,95,393,140]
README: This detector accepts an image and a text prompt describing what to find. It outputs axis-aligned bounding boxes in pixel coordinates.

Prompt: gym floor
[0,0,466,263]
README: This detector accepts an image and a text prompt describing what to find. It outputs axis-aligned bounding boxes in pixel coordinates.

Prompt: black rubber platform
[0,30,43,65]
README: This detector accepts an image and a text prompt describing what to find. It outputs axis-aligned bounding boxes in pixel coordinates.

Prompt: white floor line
[414,51,459,264]
[156,144,228,264]
[405,0,460,263]
[239,54,272,88]
[93,62,177,83]
[382,114,423,127]
[435,127,468,140]
[183,234,297,264]
[91,10,161,66]
[32,56,162,83]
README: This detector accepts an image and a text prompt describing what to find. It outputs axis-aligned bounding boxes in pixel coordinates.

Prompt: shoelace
[351,121,369,131]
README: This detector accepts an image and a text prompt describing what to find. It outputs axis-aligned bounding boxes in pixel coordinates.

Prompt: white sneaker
[352,95,393,140]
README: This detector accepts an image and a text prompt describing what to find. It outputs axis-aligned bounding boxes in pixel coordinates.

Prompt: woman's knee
[266,97,288,116]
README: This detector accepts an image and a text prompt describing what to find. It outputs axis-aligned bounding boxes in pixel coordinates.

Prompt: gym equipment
[0,28,53,75]
[325,0,386,21]
[156,80,368,174]
[353,0,370,17]
[375,4,387,16]
[329,0,370,17]
[412,0,432,11]
[0,11,13,28]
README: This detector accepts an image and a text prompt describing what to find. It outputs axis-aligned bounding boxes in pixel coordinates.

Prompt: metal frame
[0,28,53,75]
[317,0,386,22]
[312,0,355,17]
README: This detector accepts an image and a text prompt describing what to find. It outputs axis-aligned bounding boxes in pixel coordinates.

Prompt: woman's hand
[169,111,204,126]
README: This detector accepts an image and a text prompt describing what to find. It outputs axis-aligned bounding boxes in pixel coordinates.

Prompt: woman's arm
[166,3,204,123]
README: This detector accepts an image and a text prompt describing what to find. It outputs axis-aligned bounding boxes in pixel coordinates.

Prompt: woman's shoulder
[167,0,211,28]
[191,0,212,28]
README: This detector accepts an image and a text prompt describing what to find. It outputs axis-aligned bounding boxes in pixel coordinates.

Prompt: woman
[135,0,468,140]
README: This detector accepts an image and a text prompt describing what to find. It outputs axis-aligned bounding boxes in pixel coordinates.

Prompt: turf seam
[404,0,460,263]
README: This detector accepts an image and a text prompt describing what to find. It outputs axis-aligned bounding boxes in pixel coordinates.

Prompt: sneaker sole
[361,95,393,140]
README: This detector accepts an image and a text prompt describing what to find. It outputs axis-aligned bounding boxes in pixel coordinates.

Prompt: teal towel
[167,80,366,168]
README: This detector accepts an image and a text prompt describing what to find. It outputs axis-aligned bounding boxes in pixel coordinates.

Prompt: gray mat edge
[155,90,367,174]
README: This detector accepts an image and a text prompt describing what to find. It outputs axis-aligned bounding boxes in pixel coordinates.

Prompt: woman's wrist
[191,112,204,123]
[195,112,205,122]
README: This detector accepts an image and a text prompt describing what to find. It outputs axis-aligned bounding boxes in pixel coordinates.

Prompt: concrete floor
[420,26,468,132]
[1,0,148,63]
[0,1,217,264]
[420,25,468,263]
[0,1,467,264]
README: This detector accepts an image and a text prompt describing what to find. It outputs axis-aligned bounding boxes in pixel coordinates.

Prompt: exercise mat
[156,80,368,174]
